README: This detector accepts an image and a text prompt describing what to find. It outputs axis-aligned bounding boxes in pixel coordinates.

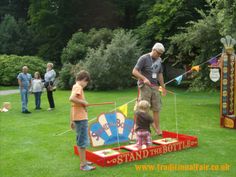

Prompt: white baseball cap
[152,42,165,54]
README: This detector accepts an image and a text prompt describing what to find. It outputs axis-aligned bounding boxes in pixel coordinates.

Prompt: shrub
[83,29,142,90]
[0,55,46,86]
[61,28,114,64]
[57,63,81,89]
[61,31,88,64]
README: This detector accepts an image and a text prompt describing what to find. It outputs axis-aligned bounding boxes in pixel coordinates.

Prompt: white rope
[53,129,72,136]
[55,98,137,136]
[174,93,179,139]
[114,101,121,150]
[88,98,136,123]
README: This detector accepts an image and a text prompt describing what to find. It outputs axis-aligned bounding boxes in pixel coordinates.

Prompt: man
[17,66,32,113]
[132,43,166,135]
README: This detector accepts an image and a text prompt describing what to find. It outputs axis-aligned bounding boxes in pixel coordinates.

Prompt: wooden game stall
[74,131,198,167]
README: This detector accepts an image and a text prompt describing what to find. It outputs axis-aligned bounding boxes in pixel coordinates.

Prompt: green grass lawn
[0,87,235,177]
[0,86,18,90]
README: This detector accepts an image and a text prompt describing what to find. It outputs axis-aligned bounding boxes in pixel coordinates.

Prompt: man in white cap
[132,42,166,135]
[17,66,32,113]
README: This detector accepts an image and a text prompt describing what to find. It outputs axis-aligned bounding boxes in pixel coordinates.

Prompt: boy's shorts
[74,120,89,148]
[139,84,162,112]
[136,130,152,146]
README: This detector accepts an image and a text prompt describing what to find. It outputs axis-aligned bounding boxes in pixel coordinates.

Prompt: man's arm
[158,73,166,96]
[132,68,151,85]
[18,79,23,89]
[151,123,159,134]
[29,76,32,90]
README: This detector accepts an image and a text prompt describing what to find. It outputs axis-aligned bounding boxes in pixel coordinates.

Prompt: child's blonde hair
[138,100,150,112]
[34,71,41,79]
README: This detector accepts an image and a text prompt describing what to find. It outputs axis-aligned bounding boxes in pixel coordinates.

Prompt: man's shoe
[24,110,31,114]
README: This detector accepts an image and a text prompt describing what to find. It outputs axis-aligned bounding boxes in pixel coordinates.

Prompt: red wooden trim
[74,131,198,167]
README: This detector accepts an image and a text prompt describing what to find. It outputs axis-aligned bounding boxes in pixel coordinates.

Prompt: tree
[0,14,35,55]
[112,0,143,28]
[135,0,208,51]
[0,0,30,21]
[168,0,236,91]
[28,0,124,64]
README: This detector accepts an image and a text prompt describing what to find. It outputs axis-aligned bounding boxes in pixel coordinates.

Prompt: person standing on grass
[17,66,32,114]
[31,72,44,110]
[44,63,56,111]
[132,42,166,136]
[135,100,159,149]
[69,70,96,171]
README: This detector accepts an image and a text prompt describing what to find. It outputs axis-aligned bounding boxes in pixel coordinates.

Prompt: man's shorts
[139,84,162,112]
[74,120,89,148]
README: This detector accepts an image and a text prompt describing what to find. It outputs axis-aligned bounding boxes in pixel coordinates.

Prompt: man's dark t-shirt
[134,53,163,86]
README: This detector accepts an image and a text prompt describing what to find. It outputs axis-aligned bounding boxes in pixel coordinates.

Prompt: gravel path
[0,90,19,95]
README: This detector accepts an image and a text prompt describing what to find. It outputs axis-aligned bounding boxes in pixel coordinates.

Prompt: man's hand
[161,87,167,96]
[158,86,167,96]
[143,78,151,86]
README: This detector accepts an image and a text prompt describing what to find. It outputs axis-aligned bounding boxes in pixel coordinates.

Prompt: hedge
[0,55,46,86]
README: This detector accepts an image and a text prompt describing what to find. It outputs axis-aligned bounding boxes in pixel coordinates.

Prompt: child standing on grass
[69,70,96,171]
[31,72,44,110]
[135,100,158,149]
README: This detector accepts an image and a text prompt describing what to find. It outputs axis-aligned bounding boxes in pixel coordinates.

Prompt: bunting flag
[175,75,183,85]
[209,57,218,65]
[118,104,128,117]
[191,65,200,72]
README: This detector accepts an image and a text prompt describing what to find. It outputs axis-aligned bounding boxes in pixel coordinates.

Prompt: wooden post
[220,36,236,129]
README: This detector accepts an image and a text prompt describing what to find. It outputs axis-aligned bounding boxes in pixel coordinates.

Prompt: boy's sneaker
[22,110,31,114]
[86,161,93,165]
[80,165,96,171]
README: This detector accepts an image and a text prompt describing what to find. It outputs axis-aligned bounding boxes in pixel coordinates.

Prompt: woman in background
[44,63,56,111]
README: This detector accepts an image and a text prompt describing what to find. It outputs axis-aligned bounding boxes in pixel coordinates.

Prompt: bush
[0,55,46,86]
[61,28,114,64]
[57,63,81,89]
[83,29,142,90]
[61,31,88,64]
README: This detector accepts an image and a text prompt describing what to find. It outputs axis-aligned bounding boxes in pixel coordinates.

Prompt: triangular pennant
[175,75,183,85]
[209,57,218,65]
[118,104,128,117]
[191,65,200,72]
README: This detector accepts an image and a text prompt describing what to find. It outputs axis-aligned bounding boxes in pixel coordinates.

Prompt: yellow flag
[118,104,128,117]
[191,65,200,72]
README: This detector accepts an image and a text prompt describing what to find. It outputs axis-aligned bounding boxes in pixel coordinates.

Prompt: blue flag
[175,75,183,85]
